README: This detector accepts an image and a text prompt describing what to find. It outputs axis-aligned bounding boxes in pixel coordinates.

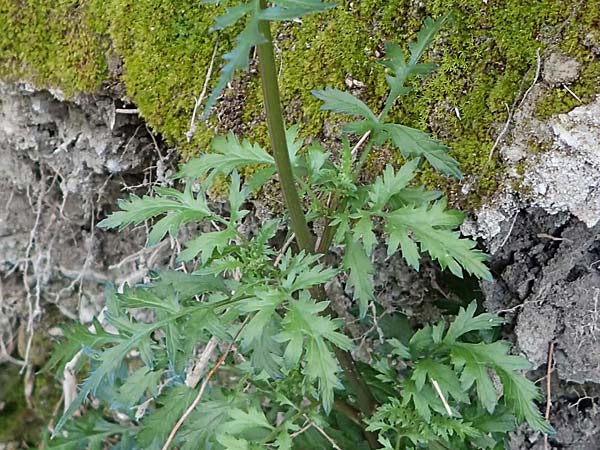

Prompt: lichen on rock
[463,95,600,250]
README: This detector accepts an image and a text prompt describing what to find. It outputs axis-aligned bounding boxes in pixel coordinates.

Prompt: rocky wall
[0,82,176,445]
[0,22,599,449]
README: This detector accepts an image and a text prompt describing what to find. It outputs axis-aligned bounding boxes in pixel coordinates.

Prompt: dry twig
[274,233,296,267]
[544,341,555,450]
[186,38,220,143]
[486,103,512,166]
[47,392,65,435]
[302,414,344,450]
[185,336,219,389]
[115,108,140,115]
[537,233,573,243]
[63,350,83,413]
[562,83,582,103]
[160,318,249,450]
[432,378,453,417]
[518,48,542,109]
[499,210,519,249]
[289,420,312,439]
[350,129,372,158]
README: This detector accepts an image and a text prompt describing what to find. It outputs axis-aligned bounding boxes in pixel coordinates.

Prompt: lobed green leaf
[179,132,273,182]
[384,203,491,280]
[368,159,419,210]
[260,0,336,21]
[380,15,449,113]
[379,124,461,179]
[312,87,379,123]
[343,234,375,318]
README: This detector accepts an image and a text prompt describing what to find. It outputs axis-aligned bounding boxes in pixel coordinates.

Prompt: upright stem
[256,5,379,448]
[255,6,314,253]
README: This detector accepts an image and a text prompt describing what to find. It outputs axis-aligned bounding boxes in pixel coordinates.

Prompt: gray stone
[543,52,582,85]
[0,82,170,346]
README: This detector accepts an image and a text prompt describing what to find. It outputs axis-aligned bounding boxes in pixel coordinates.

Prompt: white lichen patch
[526,96,600,227]
[463,95,600,252]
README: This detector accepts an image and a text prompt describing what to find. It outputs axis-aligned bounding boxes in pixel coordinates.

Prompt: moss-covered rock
[1,0,599,203]
[0,0,109,94]
[105,0,227,148]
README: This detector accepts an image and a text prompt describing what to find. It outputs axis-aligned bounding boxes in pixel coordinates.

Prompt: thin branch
[46,392,65,436]
[518,48,542,109]
[568,392,597,409]
[133,376,174,421]
[486,102,512,166]
[350,129,372,158]
[0,352,26,366]
[544,341,555,450]
[63,350,83,412]
[185,336,219,389]
[303,415,344,450]
[108,240,170,270]
[499,210,519,249]
[186,38,220,143]
[160,319,248,450]
[115,108,139,115]
[534,367,556,385]
[289,420,312,439]
[537,233,574,243]
[562,83,582,103]
[431,379,453,417]
[274,233,296,267]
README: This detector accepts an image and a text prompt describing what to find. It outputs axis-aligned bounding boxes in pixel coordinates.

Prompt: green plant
[45,2,551,449]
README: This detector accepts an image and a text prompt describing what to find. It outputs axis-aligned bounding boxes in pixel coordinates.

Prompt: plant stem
[355,141,374,180]
[255,4,313,253]
[256,5,379,448]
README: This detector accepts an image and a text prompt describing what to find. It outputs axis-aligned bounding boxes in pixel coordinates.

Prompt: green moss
[105,0,230,150]
[0,0,110,95]
[1,0,599,205]
[236,0,597,205]
[535,1,600,118]
[239,0,598,200]
[536,66,600,121]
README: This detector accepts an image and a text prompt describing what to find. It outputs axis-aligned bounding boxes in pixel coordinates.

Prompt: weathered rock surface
[464,95,600,248]
[1,72,600,448]
[461,61,600,449]
[0,82,173,360]
[463,91,600,385]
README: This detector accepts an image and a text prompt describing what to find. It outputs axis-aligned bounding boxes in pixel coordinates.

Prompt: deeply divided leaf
[380,124,461,178]
[178,132,274,185]
[384,202,491,280]
[260,0,336,20]
[343,234,375,318]
[312,87,379,123]
[381,15,449,112]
